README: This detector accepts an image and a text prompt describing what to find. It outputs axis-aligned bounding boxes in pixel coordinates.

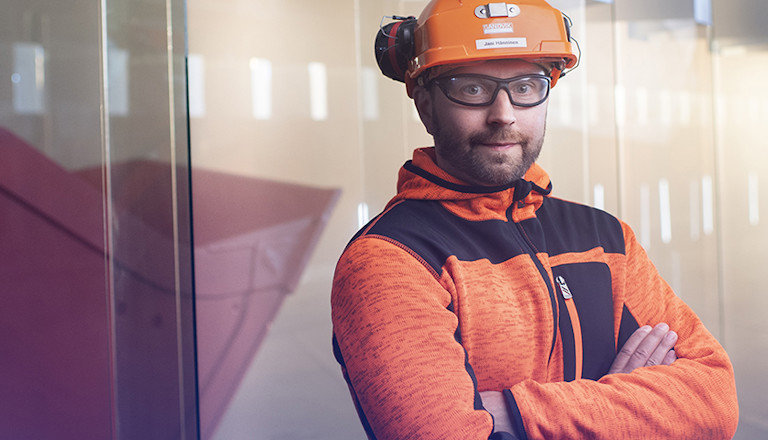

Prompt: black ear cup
[374,17,417,82]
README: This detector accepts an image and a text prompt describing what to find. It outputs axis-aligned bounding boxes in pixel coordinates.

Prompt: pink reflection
[0,126,338,438]
[191,168,339,439]
[0,127,112,439]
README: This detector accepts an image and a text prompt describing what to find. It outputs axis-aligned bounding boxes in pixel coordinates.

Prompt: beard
[432,116,545,187]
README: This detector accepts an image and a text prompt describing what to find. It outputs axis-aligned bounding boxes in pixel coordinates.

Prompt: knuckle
[632,348,651,359]
[618,347,634,357]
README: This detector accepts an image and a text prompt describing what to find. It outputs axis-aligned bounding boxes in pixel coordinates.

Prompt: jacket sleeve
[331,236,515,440]
[504,222,739,440]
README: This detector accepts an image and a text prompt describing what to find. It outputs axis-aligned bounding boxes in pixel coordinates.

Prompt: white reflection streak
[640,183,651,249]
[636,87,648,126]
[659,178,672,244]
[12,42,46,114]
[659,90,672,127]
[614,84,626,127]
[702,175,714,235]
[749,97,761,124]
[748,172,759,226]
[593,184,605,210]
[357,202,370,229]
[588,84,599,126]
[679,91,691,125]
[308,62,328,121]
[362,67,379,121]
[250,58,272,120]
[108,46,130,116]
[187,54,206,118]
[689,180,700,241]
[558,82,572,125]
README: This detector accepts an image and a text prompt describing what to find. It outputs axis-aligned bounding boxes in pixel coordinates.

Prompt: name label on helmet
[476,37,527,50]
[483,23,514,34]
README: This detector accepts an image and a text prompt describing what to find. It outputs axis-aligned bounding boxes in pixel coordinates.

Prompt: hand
[479,390,514,434]
[608,323,678,375]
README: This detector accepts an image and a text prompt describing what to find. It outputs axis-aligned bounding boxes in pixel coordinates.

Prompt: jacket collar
[387,147,552,220]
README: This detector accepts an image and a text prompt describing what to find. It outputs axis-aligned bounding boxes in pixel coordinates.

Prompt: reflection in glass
[308,62,329,121]
[250,57,272,120]
[12,42,46,114]
[189,54,207,118]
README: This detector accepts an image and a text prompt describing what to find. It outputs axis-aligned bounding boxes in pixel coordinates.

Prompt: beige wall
[187,0,768,438]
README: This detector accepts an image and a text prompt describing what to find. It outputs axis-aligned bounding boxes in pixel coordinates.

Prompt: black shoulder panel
[530,198,626,256]
[359,200,529,274]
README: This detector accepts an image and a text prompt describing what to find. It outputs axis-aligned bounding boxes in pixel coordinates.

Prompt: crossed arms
[483,322,679,436]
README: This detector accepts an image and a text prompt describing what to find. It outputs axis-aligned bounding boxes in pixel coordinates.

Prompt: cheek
[434,108,483,137]
[518,108,548,135]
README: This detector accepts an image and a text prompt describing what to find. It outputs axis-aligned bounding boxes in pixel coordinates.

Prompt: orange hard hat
[375,1,578,93]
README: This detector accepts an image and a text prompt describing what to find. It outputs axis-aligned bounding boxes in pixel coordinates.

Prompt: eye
[461,84,485,95]
[513,82,534,94]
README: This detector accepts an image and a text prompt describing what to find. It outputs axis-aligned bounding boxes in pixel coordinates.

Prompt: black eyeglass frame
[430,73,552,108]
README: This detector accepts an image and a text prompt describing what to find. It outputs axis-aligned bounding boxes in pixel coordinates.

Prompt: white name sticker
[476,37,527,49]
[483,22,514,34]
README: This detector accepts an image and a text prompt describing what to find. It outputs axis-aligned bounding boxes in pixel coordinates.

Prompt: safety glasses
[431,73,551,107]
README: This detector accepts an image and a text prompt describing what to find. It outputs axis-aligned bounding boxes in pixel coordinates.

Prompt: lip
[479,142,519,150]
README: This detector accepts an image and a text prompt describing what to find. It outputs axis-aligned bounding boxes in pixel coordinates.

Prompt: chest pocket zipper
[556,275,583,380]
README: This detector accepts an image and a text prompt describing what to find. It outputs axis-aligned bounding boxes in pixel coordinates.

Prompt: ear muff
[374,16,417,83]
[554,13,579,84]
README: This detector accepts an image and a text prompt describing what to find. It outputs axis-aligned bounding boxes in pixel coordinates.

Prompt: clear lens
[435,74,550,107]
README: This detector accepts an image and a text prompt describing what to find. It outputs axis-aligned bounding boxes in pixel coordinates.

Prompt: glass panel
[610,0,722,334]
[187,0,356,437]
[103,0,198,438]
[713,1,768,437]
[1,2,112,438]
[1,0,196,438]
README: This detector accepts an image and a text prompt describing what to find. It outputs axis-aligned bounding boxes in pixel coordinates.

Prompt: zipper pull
[556,275,572,299]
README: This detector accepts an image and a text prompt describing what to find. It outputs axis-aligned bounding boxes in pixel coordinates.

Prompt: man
[331,1,738,438]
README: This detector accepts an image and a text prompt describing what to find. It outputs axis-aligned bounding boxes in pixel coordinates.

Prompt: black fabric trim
[489,431,522,440]
[557,290,576,382]
[448,301,485,411]
[403,160,549,199]
[332,335,378,440]
[363,200,532,274]
[617,303,640,352]
[404,160,515,194]
[534,197,626,256]
[552,262,617,380]
[503,389,529,440]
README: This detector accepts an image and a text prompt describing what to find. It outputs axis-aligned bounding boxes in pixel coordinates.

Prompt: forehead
[444,59,546,77]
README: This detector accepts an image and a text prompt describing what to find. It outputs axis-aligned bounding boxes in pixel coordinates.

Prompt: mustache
[469,129,525,145]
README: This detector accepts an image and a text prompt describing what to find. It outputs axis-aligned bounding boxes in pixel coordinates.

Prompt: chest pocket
[553,262,616,381]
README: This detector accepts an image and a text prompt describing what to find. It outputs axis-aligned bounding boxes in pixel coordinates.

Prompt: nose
[486,89,516,125]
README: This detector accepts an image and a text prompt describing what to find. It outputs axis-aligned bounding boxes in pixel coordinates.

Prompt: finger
[608,325,651,374]
[661,349,677,366]
[624,323,670,372]
[645,330,677,367]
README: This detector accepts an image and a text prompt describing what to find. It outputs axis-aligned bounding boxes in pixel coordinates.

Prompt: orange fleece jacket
[331,148,738,439]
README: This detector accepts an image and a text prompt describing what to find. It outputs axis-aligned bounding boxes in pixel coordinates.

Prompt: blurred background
[1,0,766,439]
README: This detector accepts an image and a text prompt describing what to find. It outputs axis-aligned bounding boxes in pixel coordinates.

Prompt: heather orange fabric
[331,147,738,439]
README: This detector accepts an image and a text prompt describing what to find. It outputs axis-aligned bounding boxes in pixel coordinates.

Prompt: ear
[412,85,436,135]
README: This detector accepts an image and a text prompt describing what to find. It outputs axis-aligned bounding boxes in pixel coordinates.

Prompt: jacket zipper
[556,275,583,380]
[511,220,559,364]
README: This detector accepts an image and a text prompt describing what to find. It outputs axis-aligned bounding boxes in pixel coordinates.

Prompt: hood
[387,147,552,222]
